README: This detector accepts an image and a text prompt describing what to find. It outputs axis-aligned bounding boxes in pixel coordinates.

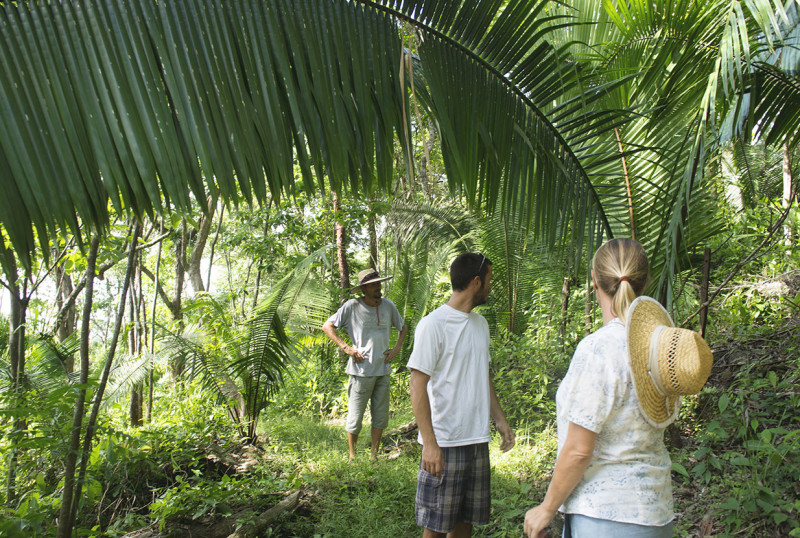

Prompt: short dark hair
[450,253,491,291]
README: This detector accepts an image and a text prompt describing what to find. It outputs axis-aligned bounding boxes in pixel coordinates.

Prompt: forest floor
[254,407,557,537]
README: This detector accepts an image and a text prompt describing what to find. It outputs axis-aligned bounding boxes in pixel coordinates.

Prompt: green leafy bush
[673,358,800,536]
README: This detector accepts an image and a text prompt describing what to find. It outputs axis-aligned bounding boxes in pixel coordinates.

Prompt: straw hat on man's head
[627,297,713,427]
[348,269,393,292]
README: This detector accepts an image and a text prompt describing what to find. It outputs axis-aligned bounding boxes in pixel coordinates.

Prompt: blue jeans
[563,514,673,537]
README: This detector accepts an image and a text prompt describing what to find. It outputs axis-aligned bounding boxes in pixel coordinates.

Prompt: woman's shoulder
[577,319,624,347]
[573,320,627,366]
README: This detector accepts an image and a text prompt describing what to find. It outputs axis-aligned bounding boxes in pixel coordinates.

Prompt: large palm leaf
[559,0,797,304]
[0,0,614,273]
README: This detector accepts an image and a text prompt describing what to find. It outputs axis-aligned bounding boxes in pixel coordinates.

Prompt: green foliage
[702,200,800,342]
[672,337,800,536]
[491,333,560,431]
[88,383,244,535]
[0,379,245,536]
[0,336,82,532]
[149,474,291,531]
[272,345,349,418]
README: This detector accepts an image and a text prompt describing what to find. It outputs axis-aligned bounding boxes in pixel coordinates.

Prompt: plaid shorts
[415,443,491,533]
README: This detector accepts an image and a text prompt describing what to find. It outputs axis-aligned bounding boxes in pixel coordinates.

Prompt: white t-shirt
[557,318,673,526]
[407,304,491,447]
[327,298,405,377]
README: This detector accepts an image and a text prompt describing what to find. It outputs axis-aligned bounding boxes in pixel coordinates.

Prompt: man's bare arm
[321,321,364,362]
[489,378,515,452]
[409,368,443,477]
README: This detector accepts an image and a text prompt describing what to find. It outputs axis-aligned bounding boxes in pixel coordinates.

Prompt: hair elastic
[618,276,630,284]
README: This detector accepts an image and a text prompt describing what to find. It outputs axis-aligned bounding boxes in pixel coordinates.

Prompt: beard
[473,290,489,307]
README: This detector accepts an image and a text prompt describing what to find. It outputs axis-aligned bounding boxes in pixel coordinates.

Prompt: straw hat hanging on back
[627,297,714,427]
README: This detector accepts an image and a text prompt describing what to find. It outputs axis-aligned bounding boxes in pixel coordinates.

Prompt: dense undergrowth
[4,319,795,537]
[1,240,799,536]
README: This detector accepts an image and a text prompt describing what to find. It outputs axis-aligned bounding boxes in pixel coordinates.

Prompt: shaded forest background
[0,1,799,536]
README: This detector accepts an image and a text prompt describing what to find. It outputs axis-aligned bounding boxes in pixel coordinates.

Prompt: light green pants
[345,374,390,434]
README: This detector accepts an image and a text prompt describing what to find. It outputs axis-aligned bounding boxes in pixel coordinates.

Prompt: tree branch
[140,265,180,318]
[681,189,798,327]
[51,231,171,333]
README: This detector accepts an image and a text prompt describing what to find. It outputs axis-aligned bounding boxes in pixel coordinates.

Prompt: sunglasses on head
[476,254,486,279]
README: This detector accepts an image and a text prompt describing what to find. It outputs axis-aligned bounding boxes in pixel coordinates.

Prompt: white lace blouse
[556,318,674,526]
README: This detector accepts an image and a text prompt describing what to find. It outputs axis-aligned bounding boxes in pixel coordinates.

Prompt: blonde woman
[524,238,711,537]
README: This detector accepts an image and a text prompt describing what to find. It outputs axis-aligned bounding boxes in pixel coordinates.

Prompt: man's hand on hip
[343,346,365,362]
[383,347,400,363]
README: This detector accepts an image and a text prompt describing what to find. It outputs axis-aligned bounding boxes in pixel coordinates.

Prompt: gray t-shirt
[327,298,405,377]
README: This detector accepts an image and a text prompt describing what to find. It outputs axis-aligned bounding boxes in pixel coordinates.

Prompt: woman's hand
[523,504,555,537]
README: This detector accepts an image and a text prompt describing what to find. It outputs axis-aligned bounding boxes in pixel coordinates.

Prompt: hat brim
[347,275,393,292]
[627,296,681,427]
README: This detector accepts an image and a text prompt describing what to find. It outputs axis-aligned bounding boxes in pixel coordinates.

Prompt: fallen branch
[227,490,301,538]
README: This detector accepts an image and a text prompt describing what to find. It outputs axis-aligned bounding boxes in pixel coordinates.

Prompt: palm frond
[102,351,157,407]
[1,0,618,273]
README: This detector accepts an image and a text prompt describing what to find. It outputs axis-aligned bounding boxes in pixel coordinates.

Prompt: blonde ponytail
[592,239,649,324]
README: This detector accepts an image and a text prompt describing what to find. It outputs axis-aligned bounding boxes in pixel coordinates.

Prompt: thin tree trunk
[206,205,224,292]
[187,195,216,295]
[148,220,164,423]
[784,144,794,247]
[368,209,378,271]
[128,261,143,427]
[172,223,186,378]
[419,120,436,198]
[333,191,351,294]
[615,126,636,239]
[54,263,76,371]
[585,276,593,336]
[252,217,270,308]
[560,276,571,346]
[699,248,711,338]
[3,245,26,504]
[68,224,141,533]
[56,236,100,538]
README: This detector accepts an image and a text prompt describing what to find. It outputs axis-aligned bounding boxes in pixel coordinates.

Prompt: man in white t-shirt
[407,253,515,538]
[323,269,407,460]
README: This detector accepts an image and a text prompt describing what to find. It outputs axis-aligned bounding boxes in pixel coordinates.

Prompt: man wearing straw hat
[323,268,408,460]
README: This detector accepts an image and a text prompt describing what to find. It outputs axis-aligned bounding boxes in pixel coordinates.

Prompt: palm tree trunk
[56,235,100,538]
